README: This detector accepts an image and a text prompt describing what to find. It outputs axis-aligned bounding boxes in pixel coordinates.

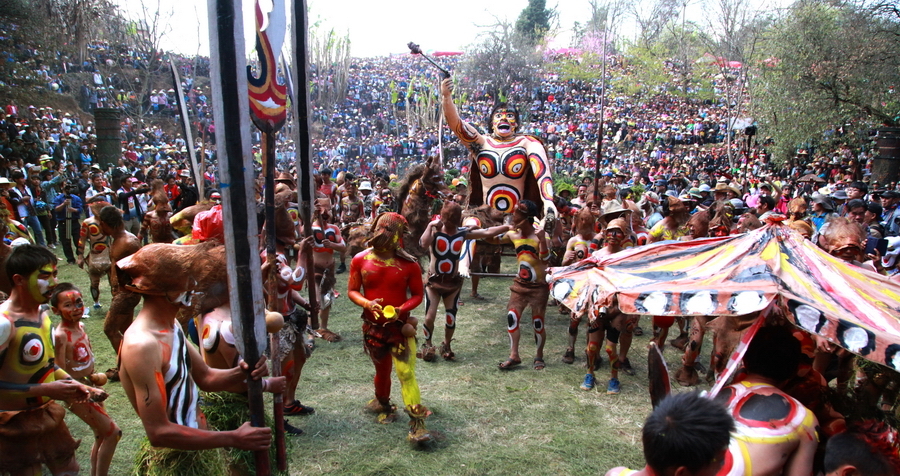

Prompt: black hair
[743,325,800,382]
[486,103,520,134]
[846,198,867,212]
[758,195,776,211]
[642,392,734,474]
[6,244,57,283]
[824,431,897,476]
[98,205,123,229]
[50,282,82,307]
[848,181,868,194]
[517,199,539,219]
[10,170,24,180]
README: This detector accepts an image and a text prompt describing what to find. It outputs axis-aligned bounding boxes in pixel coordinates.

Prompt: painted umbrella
[549,223,900,370]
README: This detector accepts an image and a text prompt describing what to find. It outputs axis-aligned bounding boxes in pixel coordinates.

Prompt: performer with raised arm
[440,78,557,228]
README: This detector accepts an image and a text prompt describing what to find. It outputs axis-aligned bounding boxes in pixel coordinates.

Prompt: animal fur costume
[115,242,229,320]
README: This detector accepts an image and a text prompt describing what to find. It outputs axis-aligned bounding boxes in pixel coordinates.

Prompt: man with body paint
[52,282,120,476]
[0,244,101,476]
[418,201,510,361]
[348,212,431,445]
[485,200,551,371]
[116,245,287,452]
[76,201,113,311]
[441,78,557,230]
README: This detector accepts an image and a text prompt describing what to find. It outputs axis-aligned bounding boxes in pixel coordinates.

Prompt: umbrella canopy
[549,224,900,370]
[797,173,825,183]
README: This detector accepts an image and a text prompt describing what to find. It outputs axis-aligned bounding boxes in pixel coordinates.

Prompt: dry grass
[53,250,714,475]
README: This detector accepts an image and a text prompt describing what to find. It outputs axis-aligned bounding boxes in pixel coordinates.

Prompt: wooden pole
[593,29,609,204]
[207,0,269,474]
[286,0,320,333]
[170,62,204,199]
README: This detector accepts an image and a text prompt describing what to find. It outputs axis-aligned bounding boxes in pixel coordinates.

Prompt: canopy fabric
[548,224,900,370]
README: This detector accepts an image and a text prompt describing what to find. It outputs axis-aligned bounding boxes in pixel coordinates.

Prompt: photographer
[52,182,83,264]
[116,173,149,236]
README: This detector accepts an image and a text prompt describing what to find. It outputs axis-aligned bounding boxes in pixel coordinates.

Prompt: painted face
[491,109,518,138]
[369,213,406,251]
[605,227,625,247]
[55,290,85,322]
[27,264,58,304]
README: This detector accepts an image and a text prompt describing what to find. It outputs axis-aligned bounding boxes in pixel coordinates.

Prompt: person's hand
[76,256,85,268]
[231,422,272,451]
[321,239,332,249]
[365,298,383,317]
[429,218,442,231]
[262,376,286,394]
[41,379,91,403]
[239,355,270,380]
[440,78,453,98]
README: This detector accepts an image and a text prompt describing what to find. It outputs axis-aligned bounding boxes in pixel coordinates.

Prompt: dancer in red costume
[348,212,431,445]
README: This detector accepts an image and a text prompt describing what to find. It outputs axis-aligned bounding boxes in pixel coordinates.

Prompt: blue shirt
[51,194,83,221]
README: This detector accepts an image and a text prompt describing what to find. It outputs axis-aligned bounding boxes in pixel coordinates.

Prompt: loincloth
[426,274,464,298]
[276,306,309,363]
[509,279,551,310]
[362,318,410,362]
[314,265,336,294]
[88,253,112,275]
[0,402,80,472]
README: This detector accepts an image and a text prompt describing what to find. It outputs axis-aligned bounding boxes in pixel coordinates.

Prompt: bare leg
[68,401,120,476]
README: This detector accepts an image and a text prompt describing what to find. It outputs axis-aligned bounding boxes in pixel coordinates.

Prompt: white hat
[358,181,373,191]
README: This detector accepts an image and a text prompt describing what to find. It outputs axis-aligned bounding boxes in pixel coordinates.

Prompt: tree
[308,25,351,115]
[754,0,900,161]
[515,0,557,46]
[460,17,542,102]
[698,0,770,166]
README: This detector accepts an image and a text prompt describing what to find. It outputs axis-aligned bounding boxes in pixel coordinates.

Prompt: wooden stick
[207,0,269,473]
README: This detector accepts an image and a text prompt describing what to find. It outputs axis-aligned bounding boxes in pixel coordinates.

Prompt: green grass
[51,249,715,476]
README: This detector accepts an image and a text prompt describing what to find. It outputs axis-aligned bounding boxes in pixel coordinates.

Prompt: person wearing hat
[881,191,900,236]
[580,215,631,394]
[810,195,836,235]
[52,135,75,165]
[173,170,199,212]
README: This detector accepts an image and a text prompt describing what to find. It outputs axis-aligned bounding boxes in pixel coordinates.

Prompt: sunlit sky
[112,0,761,59]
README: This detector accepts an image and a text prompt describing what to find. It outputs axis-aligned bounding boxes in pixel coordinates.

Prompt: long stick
[287,0,320,331]
[207,0,269,474]
[593,30,608,203]
[170,62,204,199]
[261,130,287,470]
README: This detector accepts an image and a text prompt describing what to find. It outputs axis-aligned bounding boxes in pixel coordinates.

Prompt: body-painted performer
[561,208,599,365]
[310,197,345,342]
[485,200,551,371]
[440,78,557,229]
[76,201,113,310]
[712,326,818,476]
[51,283,120,476]
[98,205,141,361]
[604,392,734,476]
[418,201,510,361]
[260,213,316,418]
[347,212,431,445]
[116,246,286,452]
[0,244,100,476]
[580,217,629,394]
[139,180,175,244]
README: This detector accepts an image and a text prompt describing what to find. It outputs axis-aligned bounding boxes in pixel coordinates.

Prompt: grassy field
[52,249,714,476]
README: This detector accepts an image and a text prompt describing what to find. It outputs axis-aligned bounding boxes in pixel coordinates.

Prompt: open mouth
[496,124,512,133]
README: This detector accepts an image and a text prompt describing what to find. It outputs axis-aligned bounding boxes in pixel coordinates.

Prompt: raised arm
[524,137,558,228]
[440,78,483,147]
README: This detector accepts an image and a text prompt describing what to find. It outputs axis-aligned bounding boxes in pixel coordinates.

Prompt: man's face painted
[55,290,85,322]
[491,109,518,138]
[27,264,58,304]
